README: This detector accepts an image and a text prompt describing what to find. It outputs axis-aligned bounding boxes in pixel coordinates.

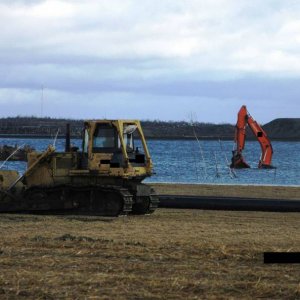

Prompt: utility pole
[41,85,44,118]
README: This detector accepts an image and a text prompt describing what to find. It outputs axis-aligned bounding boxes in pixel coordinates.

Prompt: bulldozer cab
[82,120,152,177]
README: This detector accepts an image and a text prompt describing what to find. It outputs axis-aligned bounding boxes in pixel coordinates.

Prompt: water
[146,140,300,186]
[1,138,299,186]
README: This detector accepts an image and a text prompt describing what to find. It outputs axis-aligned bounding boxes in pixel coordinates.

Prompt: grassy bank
[151,183,300,200]
[0,209,299,299]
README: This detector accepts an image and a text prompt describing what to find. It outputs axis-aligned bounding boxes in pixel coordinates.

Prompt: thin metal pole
[191,120,208,179]
[0,144,25,169]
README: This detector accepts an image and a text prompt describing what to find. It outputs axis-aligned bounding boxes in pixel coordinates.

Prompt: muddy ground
[0,209,299,299]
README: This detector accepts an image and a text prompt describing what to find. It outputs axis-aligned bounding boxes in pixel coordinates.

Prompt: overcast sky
[0,0,299,123]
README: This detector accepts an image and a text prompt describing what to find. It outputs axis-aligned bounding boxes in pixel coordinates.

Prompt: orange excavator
[231,105,275,169]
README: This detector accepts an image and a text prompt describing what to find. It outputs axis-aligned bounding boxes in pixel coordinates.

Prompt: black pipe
[159,195,300,212]
[65,123,71,152]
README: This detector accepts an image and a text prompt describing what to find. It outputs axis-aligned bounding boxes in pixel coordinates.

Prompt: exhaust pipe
[65,123,71,152]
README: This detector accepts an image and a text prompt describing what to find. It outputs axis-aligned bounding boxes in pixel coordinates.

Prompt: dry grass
[0,209,299,299]
[151,183,300,200]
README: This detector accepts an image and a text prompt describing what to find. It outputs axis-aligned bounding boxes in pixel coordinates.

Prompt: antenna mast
[41,85,44,118]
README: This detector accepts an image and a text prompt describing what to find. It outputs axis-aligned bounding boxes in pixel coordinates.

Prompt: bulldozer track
[21,185,134,216]
[148,190,160,214]
[117,187,134,215]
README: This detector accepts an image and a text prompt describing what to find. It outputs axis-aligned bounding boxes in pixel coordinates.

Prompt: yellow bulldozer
[0,120,159,216]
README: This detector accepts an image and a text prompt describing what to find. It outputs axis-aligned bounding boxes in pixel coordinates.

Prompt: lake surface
[1,138,299,186]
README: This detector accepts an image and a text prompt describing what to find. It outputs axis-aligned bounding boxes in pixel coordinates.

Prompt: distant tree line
[0,116,298,140]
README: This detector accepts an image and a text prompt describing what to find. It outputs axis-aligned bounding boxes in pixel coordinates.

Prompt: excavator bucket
[230,151,250,169]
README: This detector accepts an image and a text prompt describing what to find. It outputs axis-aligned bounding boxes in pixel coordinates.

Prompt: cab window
[92,124,117,152]
[83,129,89,153]
[122,124,136,152]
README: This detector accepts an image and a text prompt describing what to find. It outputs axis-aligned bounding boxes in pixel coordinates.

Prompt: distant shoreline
[0,117,299,141]
[0,134,299,141]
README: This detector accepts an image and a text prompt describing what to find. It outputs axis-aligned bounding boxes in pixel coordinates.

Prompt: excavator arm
[247,114,274,168]
[231,105,274,169]
[231,106,250,168]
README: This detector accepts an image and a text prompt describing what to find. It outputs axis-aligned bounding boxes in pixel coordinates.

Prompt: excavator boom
[231,105,274,169]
